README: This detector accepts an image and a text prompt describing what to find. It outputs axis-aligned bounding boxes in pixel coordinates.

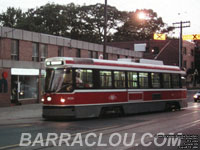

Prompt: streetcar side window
[139,72,149,88]
[75,69,93,88]
[100,71,112,88]
[151,73,161,88]
[114,71,126,88]
[163,73,171,88]
[127,72,138,88]
[171,74,180,88]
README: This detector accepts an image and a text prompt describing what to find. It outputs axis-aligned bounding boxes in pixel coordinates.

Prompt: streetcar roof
[45,57,185,74]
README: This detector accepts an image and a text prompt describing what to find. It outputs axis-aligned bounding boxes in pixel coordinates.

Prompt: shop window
[151,73,161,88]
[100,71,112,88]
[11,75,38,101]
[75,69,93,88]
[40,44,48,61]
[58,46,64,57]
[11,40,19,60]
[163,74,171,88]
[139,72,149,88]
[128,72,138,88]
[114,71,125,88]
[32,43,39,62]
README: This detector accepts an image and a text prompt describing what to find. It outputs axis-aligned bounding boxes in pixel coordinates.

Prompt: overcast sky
[0,0,200,37]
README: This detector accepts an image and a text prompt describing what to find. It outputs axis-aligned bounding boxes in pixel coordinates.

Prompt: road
[0,91,199,150]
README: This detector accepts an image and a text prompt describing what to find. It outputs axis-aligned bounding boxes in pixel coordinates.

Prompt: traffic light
[153,33,166,40]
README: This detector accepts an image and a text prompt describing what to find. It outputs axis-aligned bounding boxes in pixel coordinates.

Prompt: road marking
[0,144,19,150]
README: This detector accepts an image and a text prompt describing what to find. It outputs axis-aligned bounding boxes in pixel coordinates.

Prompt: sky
[0,0,200,37]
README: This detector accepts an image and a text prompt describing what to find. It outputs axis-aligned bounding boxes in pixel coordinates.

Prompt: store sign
[11,68,39,76]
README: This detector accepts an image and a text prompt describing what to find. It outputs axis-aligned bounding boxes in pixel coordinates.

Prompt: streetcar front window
[45,68,73,93]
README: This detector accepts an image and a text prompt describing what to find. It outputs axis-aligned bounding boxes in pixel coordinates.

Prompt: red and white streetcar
[42,57,187,119]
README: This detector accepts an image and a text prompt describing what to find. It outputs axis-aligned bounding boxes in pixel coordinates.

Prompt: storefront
[11,68,39,104]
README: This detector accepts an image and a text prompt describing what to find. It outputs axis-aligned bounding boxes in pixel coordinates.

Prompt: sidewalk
[0,103,42,122]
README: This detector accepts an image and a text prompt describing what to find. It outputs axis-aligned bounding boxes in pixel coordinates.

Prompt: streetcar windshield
[45,68,73,93]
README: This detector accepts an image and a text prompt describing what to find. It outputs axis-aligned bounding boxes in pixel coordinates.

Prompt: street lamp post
[103,0,107,59]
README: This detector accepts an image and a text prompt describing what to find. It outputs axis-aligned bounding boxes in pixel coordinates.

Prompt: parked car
[193,92,200,102]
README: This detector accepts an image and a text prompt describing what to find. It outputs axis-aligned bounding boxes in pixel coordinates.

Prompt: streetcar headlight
[41,98,45,102]
[47,97,52,101]
[60,98,65,103]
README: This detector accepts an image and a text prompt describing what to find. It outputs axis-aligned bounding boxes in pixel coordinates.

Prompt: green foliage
[0,3,173,43]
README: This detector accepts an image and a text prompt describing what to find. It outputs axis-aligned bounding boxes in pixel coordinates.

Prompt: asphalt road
[0,91,200,150]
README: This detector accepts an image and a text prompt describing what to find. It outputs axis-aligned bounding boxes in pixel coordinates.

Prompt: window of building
[151,73,160,88]
[40,44,48,61]
[183,47,187,55]
[183,61,187,68]
[114,71,125,88]
[11,40,19,60]
[32,43,39,62]
[191,62,194,69]
[76,49,81,57]
[163,74,171,88]
[75,69,93,88]
[128,72,138,88]
[93,51,98,59]
[139,72,149,88]
[58,46,64,57]
[191,49,194,56]
[105,53,108,59]
[88,51,93,58]
[172,74,180,88]
[100,71,112,88]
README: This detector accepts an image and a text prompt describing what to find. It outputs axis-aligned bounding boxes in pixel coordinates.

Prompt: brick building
[108,39,195,70]
[0,26,142,107]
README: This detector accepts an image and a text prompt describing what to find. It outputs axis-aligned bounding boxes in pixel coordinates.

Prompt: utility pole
[103,0,107,59]
[173,21,190,68]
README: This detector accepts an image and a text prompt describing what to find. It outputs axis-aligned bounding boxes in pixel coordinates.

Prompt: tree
[113,9,167,41]
[71,3,125,43]
[0,7,23,27]
[0,4,172,43]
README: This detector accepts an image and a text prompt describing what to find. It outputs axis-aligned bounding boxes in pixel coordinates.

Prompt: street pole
[173,21,190,69]
[103,0,107,59]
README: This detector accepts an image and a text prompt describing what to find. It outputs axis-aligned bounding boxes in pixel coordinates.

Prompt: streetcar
[42,57,187,119]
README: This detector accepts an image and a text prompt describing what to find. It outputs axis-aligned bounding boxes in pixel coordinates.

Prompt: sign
[134,43,146,52]
[182,34,200,40]
[11,68,39,76]
[153,33,166,40]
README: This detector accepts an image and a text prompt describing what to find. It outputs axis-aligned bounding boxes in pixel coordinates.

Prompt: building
[108,39,195,71]
[0,26,142,107]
